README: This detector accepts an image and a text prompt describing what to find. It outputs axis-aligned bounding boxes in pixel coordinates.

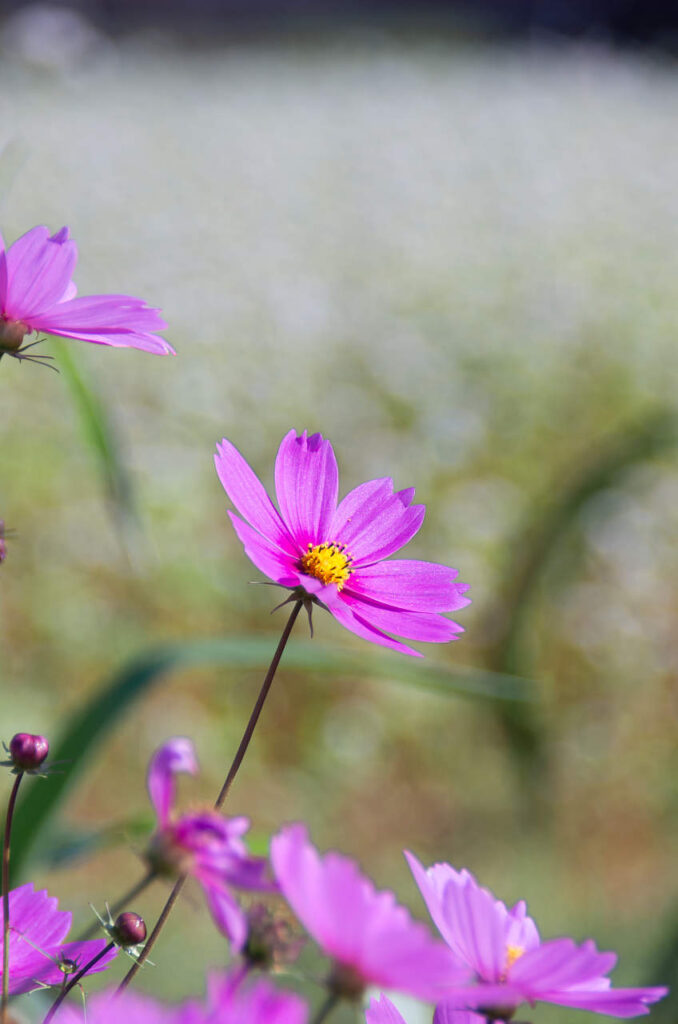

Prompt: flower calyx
[241,904,305,971]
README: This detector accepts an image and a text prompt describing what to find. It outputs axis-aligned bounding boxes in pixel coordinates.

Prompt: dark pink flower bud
[9,733,49,771]
[113,912,146,947]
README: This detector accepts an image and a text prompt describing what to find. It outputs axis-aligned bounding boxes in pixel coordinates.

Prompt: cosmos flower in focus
[270,824,470,1003]
[0,225,172,362]
[1,883,116,995]
[215,430,469,656]
[144,738,276,952]
[407,852,668,1020]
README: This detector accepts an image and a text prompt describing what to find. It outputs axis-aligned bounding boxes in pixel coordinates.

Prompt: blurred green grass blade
[10,635,531,877]
[53,340,140,546]
[483,410,678,800]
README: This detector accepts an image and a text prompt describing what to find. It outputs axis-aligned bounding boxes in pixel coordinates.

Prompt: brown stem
[215,599,302,809]
[42,941,114,1023]
[1,773,23,1024]
[116,875,186,993]
[116,600,303,994]
[75,870,156,942]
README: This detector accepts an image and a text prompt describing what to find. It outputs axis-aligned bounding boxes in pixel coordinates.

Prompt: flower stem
[75,870,156,942]
[215,599,303,809]
[311,992,341,1024]
[116,874,186,993]
[116,600,303,994]
[1,773,23,1024]
[42,941,114,1023]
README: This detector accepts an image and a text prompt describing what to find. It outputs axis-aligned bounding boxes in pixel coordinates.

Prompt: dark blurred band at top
[0,0,678,49]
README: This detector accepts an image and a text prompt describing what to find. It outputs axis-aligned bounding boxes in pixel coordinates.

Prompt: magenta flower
[270,824,470,1002]
[53,969,307,1024]
[215,430,469,656]
[0,225,173,360]
[406,852,668,1019]
[145,738,276,951]
[1,882,116,994]
[365,995,409,1024]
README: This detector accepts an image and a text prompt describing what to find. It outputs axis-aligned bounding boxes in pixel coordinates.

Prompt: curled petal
[203,883,248,954]
[147,737,198,827]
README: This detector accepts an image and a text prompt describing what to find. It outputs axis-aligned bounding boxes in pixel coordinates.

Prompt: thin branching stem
[1,773,23,1024]
[117,599,303,994]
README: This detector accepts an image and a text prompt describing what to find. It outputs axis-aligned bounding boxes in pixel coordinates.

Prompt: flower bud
[242,904,305,970]
[9,733,49,771]
[113,912,146,947]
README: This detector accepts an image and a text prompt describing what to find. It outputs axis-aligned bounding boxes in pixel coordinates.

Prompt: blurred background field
[1,10,678,1021]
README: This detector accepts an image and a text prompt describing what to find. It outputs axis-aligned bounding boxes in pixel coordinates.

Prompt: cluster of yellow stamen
[505,943,525,972]
[298,542,352,589]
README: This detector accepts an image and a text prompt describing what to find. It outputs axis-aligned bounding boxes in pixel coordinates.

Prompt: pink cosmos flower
[0,225,173,359]
[365,996,486,1024]
[270,824,470,1002]
[53,969,307,1023]
[145,738,276,952]
[406,852,668,1020]
[215,430,470,656]
[1,882,116,994]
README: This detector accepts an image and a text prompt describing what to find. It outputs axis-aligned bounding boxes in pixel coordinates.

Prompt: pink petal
[512,937,617,992]
[0,229,7,308]
[433,1009,488,1024]
[365,995,408,1024]
[274,430,338,548]
[215,439,297,555]
[331,480,425,566]
[228,512,300,586]
[327,596,423,657]
[340,593,463,644]
[203,883,248,954]
[349,560,470,613]
[4,226,77,320]
[31,294,173,355]
[147,737,198,827]
[544,985,668,1016]
[405,853,473,955]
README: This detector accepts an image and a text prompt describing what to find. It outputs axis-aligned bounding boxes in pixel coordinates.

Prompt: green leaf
[9,634,530,878]
[54,340,141,555]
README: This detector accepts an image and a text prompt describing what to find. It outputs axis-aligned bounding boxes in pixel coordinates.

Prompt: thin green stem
[75,870,156,942]
[1,773,23,1024]
[117,600,303,994]
[311,992,341,1024]
[42,942,114,1024]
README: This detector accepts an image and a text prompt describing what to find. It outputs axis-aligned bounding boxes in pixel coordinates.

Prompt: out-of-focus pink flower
[365,995,409,1024]
[215,430,469,657]
[0,225,173,358]
[145,738,275,952]
[270,824,470,1002]
[407,852,668,1020]
[53,969,307,1023]
[1,883,116,994]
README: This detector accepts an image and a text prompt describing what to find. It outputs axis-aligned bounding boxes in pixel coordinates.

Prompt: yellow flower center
[505,943,525,972]
[298,543,352,589]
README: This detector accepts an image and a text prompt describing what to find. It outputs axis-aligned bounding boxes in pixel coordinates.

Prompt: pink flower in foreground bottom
[1,883,116,994]
[0,225,173,359]
[215,430,470,656]
[54,969,307,1023]
[271,824,469,1002]
[407,852,668,1020]
[144,738,276,952]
